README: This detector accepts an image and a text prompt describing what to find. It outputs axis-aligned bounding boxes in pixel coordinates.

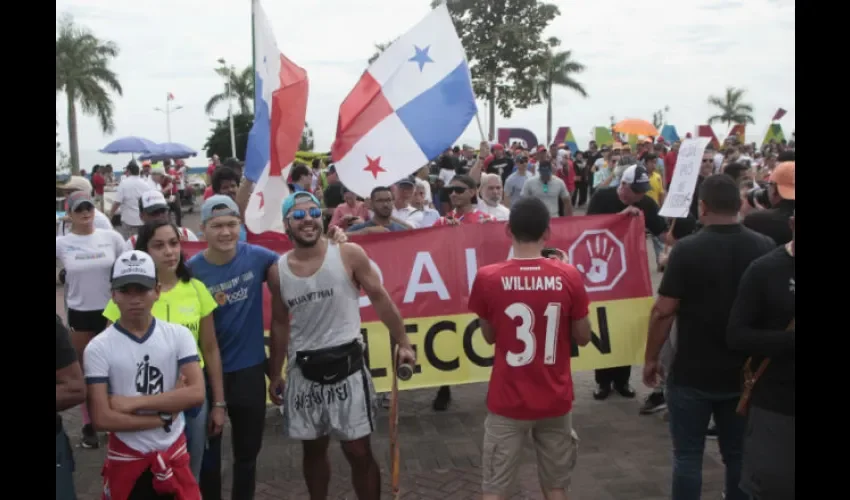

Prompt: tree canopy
[707,87,755,127]
[56,13,122,174]
[437,0,561,137]
[203,113,253,160]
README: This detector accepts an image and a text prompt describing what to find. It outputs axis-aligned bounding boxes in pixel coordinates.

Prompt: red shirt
[432,208,495,226]
[468,258,589,420]
[664,150,679,187]
[102,433,200,500]
[203,186,214,201]
[92,173,106,195]
[556,161,576,192]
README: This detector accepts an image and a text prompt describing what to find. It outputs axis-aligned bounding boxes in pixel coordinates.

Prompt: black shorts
[67,308,107,333]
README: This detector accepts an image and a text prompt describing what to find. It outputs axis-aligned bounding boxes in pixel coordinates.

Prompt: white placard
[659,137,711,218]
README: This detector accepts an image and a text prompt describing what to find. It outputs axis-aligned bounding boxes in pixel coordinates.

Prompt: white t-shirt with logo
[57,209,113,236]
[84,319,199,453]
[125,227,199,252]
[56,229,126,311]
[116,176,155,226]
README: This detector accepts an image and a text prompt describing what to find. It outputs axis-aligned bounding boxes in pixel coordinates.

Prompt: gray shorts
[740,405,795,499]
[282,365,378,441]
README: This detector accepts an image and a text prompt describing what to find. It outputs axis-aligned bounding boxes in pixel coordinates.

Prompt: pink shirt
[330,202,370,229]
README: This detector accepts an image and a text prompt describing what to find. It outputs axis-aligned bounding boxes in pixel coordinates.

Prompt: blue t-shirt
[187,242,279,373]
[347,220,408,232]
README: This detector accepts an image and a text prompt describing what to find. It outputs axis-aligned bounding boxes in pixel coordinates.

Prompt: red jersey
[432,208,495,226]
[92,173,106,195]
[468,257,589,420]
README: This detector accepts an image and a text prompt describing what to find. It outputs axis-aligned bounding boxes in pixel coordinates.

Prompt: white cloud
[56,0,795,168]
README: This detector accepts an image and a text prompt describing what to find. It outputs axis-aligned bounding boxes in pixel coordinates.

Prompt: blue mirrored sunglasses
[289,207,322,220]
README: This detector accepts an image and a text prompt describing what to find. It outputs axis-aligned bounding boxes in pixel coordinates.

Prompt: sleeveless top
[277,243,362,360]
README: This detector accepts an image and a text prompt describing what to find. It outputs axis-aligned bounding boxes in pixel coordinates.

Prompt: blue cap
[282,192,321,218]
[201,195,240,224]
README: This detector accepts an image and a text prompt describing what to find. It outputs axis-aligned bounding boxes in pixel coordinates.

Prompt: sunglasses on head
[445,186,467,194]
[289,207,322,220]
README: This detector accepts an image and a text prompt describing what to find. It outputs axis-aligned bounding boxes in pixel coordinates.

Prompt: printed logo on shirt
[287,288,334,309]
[208,271,255,306]
[135,355,164,395]
[74,251,107,260]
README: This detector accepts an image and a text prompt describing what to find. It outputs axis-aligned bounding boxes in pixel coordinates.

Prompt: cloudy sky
[56,0,795,169]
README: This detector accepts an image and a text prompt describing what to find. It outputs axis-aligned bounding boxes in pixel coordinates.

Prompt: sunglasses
[148,208,168,217]
[445,186,467,194]
[73,203,94,213]
[289,207,322,220]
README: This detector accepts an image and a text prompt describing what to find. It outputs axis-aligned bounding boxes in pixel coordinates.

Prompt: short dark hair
[723,162,749,183]
[134,221,192,283]
[212,166,240,193]
[291,164,311,182]
[699,174,741,216]
[509,197,550,243]
[126,162,140,176]
[370,186,392,200]
[311,158,322,169]
[777,150,795,162]
[450,174,477,190]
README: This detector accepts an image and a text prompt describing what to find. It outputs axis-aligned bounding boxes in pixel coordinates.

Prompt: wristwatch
[158,412,173,432]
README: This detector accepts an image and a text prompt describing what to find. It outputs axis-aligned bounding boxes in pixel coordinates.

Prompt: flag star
[363,156,386,179]
[408,45,434,72]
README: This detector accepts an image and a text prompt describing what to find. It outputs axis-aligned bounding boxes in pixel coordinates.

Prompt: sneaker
[639,392,667,415]
[81,424,99,449]
[706,424,718,440]
[592,384,612,400]
[613,384,636,399]
[432,386,451,411]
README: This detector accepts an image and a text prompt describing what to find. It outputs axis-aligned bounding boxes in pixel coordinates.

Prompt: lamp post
[217,58,238,159]
[154,93,183,142]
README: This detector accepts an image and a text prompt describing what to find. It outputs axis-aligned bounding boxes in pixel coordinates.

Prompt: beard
[288,222,322,248]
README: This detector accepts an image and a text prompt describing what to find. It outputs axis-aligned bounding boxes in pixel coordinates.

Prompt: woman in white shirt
[55,190,125,449]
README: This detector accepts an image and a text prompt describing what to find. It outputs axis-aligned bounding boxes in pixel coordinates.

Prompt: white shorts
[282,365,378,441]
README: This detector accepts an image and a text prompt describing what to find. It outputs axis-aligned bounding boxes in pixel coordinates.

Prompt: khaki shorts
[482,412,579,495]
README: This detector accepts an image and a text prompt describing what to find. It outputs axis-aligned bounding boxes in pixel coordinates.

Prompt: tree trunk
[545,85,553,146]
[488,82,496,141]
[66,89,80,176]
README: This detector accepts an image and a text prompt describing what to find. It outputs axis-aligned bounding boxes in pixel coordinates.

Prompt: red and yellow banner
[183,214,653,392]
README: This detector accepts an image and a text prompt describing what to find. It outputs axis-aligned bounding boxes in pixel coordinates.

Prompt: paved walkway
[57,208,727,499]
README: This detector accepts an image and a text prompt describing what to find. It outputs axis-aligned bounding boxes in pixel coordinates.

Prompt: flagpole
[251,0,256,114]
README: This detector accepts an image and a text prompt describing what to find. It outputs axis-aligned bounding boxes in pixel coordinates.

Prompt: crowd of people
[56,132,794,499]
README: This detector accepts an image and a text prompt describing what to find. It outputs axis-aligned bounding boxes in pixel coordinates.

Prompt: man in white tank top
[268,192,416,500]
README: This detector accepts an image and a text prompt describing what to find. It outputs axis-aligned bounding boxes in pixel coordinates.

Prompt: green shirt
[103,278,218,367]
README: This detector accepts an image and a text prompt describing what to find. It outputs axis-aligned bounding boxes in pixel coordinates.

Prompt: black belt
[295,340,363,385]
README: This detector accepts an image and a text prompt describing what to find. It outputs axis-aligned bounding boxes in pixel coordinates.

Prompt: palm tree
[56,14,122,174]
[537,40,587,145]
[204,66,254,116]
[707,87,755,127]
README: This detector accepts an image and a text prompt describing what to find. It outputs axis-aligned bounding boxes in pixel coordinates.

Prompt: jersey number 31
[504,302,562,367]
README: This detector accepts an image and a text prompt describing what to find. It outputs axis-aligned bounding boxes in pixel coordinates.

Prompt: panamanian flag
[244,0,309,234]
[331,4,477,197]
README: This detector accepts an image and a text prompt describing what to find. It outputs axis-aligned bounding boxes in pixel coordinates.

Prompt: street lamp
[154,93,183,142]
[217,57,238,159]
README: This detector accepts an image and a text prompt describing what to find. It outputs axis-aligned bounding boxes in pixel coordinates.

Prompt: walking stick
[390,345,413,500]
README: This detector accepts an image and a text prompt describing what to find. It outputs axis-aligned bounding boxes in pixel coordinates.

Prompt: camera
[746,186,771,209]
[541,248,560,258]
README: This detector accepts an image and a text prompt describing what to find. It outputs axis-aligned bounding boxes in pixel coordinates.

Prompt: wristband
[158,412,173,432]
[212,402,227,409]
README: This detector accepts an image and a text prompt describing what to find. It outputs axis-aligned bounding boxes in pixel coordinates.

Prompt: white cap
[59,176,93,193]
[111,250,157,289]
[140,190,168,213]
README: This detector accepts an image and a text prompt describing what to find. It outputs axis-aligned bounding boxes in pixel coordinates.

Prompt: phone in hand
[541,248,560,258]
